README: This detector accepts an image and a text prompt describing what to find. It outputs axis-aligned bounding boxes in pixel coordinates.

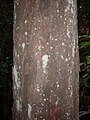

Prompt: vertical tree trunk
[13,0,79,119]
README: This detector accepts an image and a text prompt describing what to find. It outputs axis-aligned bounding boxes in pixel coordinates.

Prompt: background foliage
[0,0,13,119]
[78,0,90,119]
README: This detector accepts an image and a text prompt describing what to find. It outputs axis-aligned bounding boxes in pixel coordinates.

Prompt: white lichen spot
[50,35,52,39]
[65,0,74,13]
[57,84,59,88]
[17,54,19,57]
[66,113,70,116]
[55,97,59,106]
[41,103,44,106]
[46,109,48,112]
[38,45,41,51]
[60,16,62,18]
[65,58,68,62]
[43,94,45,97]
[37,88,40,92]
[16,26,19,30]
[42,46,44,49]
[56,52,59,55]
[72,42,75,57]
[28,103,32,119]
[16,99,20,111]
[44,17,47,20]
[62,43,65,46]
[16,0,19,6]
[40,36,44,40]
[24,20,27,24]
[25,31,27,35]
[51,90,53,93]
[72,61,74,65]
[13,65,21,89]
[24,8,27,12]
[55,38,57,41]
[34,17,36,20]
[70,70,72,74]
[72,48,75,57]
[16,98,22,111]
[57,9,59,13]
[70,91,73,97]
[35,53,38,56]
[34,118,38,120]
[71,8,74,14]
[19,66,21,69]
[47,42,49,45]
[68,87,70,90]
[59,68,61,73]
[14,85,16,90]
[56,81,59,84]
[61,55,64,59]
[65,6,69,13]
[40,110,42,113]
[40,116,43,118]
[70,19,73,23]
[50,46,53,49]
[37,60,40,64]
[14,49,17,56]
[22,43,25,50]
[56,2,59,7]
[44,98,46,101]
[67,26,70,38]
[68,0,73,5]
[64,49,65,52]
[36,84,40,92]
[38,19,41,22]
[68,57,70,60]
[48,55,51,58]
[42,54,49,73]
[14,12,16,20]
[34,28,37,30]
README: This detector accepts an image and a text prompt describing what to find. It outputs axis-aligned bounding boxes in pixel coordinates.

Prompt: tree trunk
[13,0,79,119]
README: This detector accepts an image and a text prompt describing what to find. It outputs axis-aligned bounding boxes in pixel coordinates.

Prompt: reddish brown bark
[13,0,79,120]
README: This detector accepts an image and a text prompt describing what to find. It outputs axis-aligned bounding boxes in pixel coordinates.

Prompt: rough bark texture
[13,0,79,120]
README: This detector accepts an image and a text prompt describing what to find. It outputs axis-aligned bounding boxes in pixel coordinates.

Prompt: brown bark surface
[13,0,79,119]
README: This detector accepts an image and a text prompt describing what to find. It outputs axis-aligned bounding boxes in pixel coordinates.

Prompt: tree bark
[13,0,79,119]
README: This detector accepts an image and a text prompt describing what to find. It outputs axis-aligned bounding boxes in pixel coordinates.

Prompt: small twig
[79,110,90,117]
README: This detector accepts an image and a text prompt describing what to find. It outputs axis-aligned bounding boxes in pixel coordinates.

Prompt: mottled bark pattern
[13,0,79,120]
